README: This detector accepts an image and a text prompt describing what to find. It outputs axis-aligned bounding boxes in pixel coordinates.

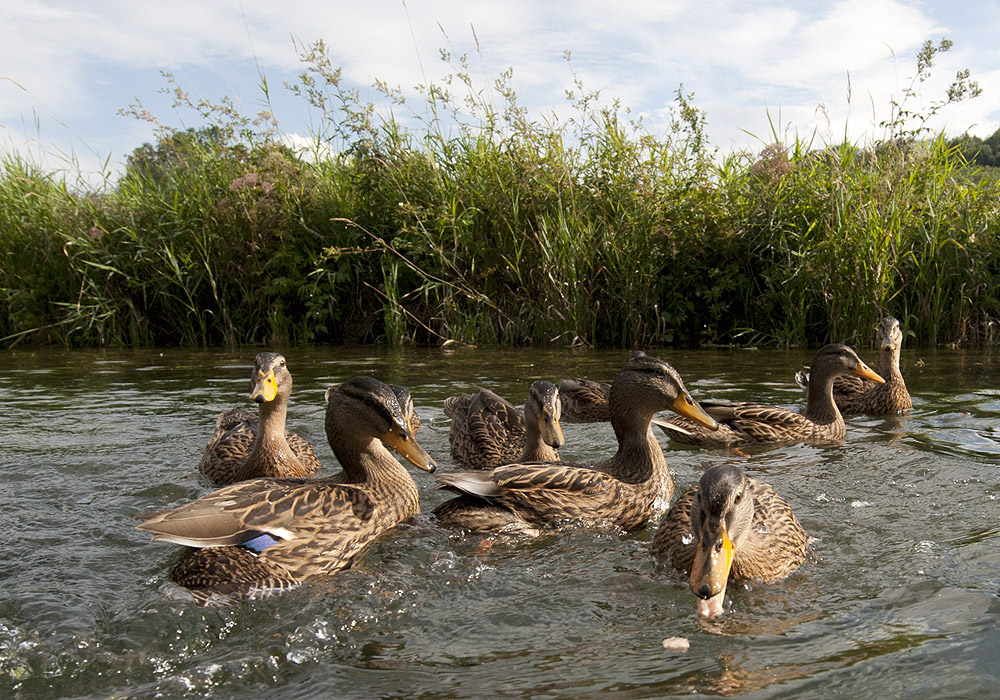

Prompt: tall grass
[2,40,998,349]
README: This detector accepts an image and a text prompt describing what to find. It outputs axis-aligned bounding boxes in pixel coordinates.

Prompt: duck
[444,381,564,470]
[651,464,807,618]
[656,344,885,446]
[795,317,911,416]
[558,378,611,422]
[137,376,436,605]
[199,352,321,486]
[432,352,718,533]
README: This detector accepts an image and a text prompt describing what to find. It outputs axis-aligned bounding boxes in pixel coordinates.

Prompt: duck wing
[136,478,376,549]
[437,462,624,521]
[718,402,823,443]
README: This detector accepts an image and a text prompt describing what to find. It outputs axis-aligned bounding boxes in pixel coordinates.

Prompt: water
[2,346,999,699]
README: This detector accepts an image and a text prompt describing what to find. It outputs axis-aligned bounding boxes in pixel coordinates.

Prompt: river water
[2,346,998,699]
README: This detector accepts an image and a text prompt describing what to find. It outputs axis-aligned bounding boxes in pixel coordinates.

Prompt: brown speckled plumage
[391,385,423,434]
[444,381,563,470]
[199,352,321,485]
[138,376,436,605]
[432,352,718,532]
[652,465,807,617]
[657,344,884,446]
[796,317,912,416]
[558,378,612,422]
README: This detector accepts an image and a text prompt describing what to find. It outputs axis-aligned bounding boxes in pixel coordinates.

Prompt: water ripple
[3,347,1000,699]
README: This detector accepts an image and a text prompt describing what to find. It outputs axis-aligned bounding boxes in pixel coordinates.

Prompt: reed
[2,41,998,348]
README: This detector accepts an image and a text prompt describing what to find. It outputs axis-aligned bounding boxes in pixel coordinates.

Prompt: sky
[2,0,999,186]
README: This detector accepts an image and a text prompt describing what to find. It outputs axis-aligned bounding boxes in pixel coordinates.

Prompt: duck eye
[734,493,742,505]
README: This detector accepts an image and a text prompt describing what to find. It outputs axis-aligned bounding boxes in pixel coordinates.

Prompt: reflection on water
[2,346,1000,699]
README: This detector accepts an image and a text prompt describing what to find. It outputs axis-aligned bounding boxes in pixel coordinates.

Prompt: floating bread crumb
[661,637,690,652]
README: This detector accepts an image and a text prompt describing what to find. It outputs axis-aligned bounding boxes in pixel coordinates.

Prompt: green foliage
[2,38,998,348]
[948,129,1000,169]
[0,155,99,344]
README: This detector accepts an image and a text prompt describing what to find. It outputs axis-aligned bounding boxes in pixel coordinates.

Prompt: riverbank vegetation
[2,39,998,349]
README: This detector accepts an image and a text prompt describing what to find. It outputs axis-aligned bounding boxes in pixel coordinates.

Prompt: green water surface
[2,346,998,699]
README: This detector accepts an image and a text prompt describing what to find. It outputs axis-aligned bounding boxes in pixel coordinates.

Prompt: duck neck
[803,372,844,426]
[520,419,559,463]
[244,395,306,477]
[605,399,668,485]
[330,434,420,519]
[521,439,559,463]
[882,345,905,385]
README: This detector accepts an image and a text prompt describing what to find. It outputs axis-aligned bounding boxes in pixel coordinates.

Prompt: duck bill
[670,393,719,431]
[381,418,436,473]
[538,408,565,449]
[690,523,734,618]
[250,370,278,403]
[852,359,885,384]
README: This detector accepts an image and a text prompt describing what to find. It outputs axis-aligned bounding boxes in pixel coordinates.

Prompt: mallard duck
[137,376,436,605]
[795,317,911,416]
[444,381,564,470]
[558,378,611,422]
[199,352,321,486]
[432,352,718,532]
[652,464,807,618]
[657,344,884,446]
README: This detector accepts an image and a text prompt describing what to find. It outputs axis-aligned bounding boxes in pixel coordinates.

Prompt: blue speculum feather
[240,532,281,553]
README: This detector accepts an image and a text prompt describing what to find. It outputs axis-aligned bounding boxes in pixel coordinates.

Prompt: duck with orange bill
[657,344,884,446]
[199,352,321,485]
[433,352,718,533]
[138,376,436,605]
[652,464,807,618]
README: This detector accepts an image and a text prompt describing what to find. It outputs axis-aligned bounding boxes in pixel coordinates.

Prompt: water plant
[1,39,997,349]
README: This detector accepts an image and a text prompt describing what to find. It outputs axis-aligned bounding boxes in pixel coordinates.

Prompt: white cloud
[1,0,998,182]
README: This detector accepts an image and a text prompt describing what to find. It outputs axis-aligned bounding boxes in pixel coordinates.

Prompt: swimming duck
[558,378,611,422]
[432,352,718,533]
[657,344,884,446]
[137,376,436,605]
[199,352,321,485]
[444,381,564,470]
[652,464,807,618]
[795,317,911,416]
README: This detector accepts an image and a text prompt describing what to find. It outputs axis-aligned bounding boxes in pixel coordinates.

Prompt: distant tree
[121,126,244,187]
[949,127,1000,168]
